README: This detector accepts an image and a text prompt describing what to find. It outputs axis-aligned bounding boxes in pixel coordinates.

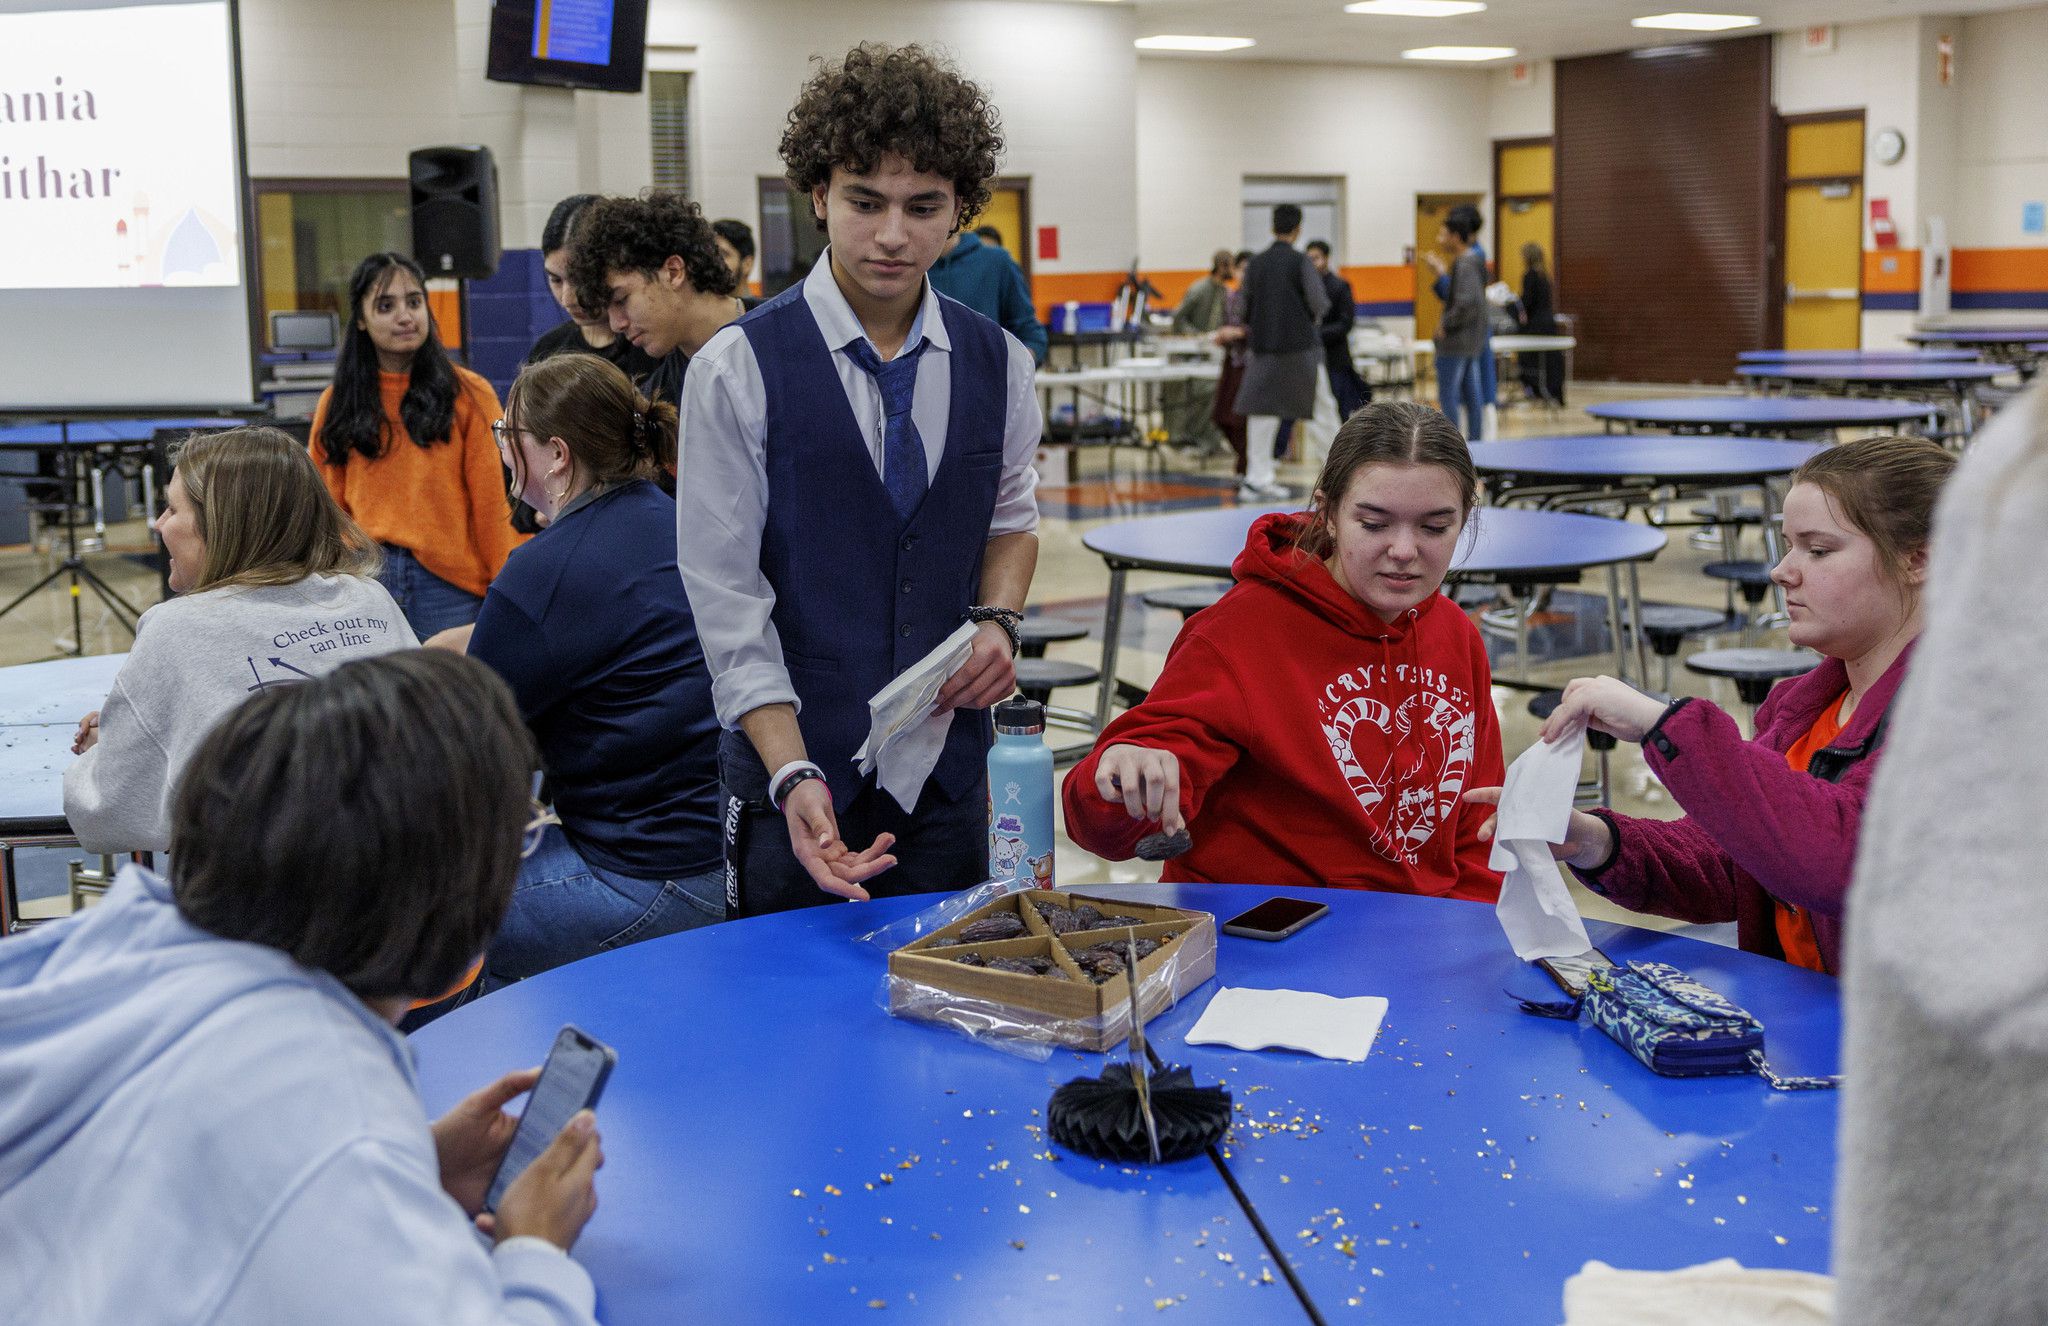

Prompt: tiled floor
[4,379,1789,938]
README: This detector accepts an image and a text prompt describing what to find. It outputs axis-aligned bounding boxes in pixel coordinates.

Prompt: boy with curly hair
[567,190,745,410]
[677,43,1042,916]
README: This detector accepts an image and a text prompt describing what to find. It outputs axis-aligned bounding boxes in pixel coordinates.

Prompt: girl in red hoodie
[1064,402,1505,900]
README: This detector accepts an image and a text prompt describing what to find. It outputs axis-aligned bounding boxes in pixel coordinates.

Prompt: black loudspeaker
[409,145,501,280]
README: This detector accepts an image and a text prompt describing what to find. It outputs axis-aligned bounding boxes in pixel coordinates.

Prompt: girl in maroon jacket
[1065,402,1506,900]
[1467,435,1955,973]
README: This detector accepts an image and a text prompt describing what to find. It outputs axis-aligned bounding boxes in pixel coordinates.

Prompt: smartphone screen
[484,1025,616,1213]
[1222,897,1330,939]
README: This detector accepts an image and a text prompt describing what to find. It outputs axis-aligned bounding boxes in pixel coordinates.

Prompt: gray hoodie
[63,574,417,852]
[0,866,595,1324]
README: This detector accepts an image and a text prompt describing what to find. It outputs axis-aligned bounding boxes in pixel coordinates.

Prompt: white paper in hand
[857,621,979,812]
[1490,720,1595,961]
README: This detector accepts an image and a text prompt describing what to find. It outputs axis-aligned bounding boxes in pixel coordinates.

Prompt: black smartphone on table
[484,1024,617,1214]
[1222,897,1330,941]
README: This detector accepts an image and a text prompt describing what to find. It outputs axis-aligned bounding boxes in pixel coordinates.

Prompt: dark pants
[1212,358,1249,476]
[718,730,989,918]
[1326,351,1373,420]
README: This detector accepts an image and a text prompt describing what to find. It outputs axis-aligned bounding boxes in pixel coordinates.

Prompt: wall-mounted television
[486,0,649,94]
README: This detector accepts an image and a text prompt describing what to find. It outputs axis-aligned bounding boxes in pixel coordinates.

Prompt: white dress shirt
[677,251,1042,728]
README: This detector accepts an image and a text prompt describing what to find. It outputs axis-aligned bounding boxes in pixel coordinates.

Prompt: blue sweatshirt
[927,232,1048,364]
[470,479,722,880]
[0,867,596,1325]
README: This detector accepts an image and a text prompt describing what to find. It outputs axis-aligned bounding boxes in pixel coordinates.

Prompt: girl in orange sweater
[310,251,524,638]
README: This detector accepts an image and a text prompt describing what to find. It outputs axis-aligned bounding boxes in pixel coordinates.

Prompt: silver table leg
[1094,564,1127,731]
[1605,564,1629,683]
[1626,561,1650,686]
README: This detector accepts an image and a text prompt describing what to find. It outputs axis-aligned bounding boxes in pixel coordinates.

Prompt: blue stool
[1140,582,1232,620]
[1702,562,1777,643]
[1683,648,1821,729]
[1017,617,1087,659]
[1630,603,1730,691]
[1014,657,1102,736]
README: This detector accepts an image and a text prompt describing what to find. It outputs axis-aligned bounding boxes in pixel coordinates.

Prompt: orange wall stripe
[1952,247,2048,293]
[1863,249,1920,294]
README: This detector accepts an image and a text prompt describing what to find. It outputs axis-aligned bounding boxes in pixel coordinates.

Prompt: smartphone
[1222,897,1330,941]
[484,1025,616,1214]
[1537,947,1616,997]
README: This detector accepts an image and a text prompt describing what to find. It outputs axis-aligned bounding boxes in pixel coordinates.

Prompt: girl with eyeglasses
[433,354,724,992]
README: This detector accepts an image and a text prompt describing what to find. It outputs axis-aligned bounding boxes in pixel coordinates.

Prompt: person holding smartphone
[0,652,605,1325]
[1466,435,1955,975]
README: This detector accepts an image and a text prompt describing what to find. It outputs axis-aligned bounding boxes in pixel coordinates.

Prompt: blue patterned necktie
[843,336,930,521]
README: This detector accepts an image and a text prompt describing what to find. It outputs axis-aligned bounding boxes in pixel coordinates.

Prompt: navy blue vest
[738,282,1007,809]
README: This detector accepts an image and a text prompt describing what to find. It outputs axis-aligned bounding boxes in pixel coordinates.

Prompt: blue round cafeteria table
[1468,435,1824,488]
[1081,504,1667,726]
[1585,396,1935,435]
[1735,348,1978,365]
[410,884,1841,1324]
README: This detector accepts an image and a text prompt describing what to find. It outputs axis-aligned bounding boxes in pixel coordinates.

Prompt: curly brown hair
[565,190,736,320]
[780,43,1004,231]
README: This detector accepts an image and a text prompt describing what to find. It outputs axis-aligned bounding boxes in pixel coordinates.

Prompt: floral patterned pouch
[1519,960,1838,1091]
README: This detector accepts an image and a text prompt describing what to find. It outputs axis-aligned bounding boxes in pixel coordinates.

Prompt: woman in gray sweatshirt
[63,427,418,852]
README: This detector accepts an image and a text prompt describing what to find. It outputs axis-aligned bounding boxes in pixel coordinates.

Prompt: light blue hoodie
[0,868,595,1325]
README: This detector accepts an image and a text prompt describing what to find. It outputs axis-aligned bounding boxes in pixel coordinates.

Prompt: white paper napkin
[1563,1258,1835,1325]
[1184,987,1389,1062]
[1490,721,1595,961]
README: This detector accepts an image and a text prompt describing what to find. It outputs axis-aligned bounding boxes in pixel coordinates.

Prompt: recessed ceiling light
[1631,12,1761,31]
[1401,45,1518,61]
[1346,1,1487,16]
[1134,34,1257,52]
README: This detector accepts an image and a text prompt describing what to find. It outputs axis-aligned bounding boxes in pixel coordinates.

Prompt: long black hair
[321,252,460,465]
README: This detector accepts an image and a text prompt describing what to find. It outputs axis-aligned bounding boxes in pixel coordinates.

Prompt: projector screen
[0,0,255,410]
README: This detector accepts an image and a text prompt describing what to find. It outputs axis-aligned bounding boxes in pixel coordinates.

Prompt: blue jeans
[1436,355,1487,441]
[378,544,484,640]
[484,824,724,989]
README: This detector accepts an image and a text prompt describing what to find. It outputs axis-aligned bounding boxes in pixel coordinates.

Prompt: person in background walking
[1424,205,1488,443]
[1516,241,1564,407]
[1306,239,1371,422]
[1234,205,1328,501]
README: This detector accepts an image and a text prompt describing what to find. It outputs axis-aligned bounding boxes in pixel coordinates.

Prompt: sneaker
[1237,480,1291,501]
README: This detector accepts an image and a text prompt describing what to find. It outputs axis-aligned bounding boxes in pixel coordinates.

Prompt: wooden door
[1415,193,1481,341]
[1494,140,1554,293]
[1782,116,1863,350]
[980,179,1031,279]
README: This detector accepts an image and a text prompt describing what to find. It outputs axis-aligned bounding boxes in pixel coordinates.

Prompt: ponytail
[503,356,672,490]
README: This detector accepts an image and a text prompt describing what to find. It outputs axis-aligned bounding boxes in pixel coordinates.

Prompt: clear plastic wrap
[870,888,1218,1060]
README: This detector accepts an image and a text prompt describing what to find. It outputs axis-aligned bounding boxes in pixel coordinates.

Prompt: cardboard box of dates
[887,891,1217,1051]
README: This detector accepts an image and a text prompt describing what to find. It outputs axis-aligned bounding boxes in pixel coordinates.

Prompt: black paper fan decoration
[1047,1062,1232,1164]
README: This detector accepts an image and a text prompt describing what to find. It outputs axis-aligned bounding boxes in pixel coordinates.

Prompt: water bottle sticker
[994,813,1024,835]
[991,835,1027,878]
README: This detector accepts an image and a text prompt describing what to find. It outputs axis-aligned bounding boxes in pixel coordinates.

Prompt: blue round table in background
[1735,348,1978,365]
[1081,505,1666,725]
[1467,435,1824,488]
[1585,396,1935,436]
[410,884,1841,1324]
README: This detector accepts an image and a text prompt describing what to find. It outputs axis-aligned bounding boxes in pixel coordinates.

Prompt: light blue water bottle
[988,697,1055,889]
